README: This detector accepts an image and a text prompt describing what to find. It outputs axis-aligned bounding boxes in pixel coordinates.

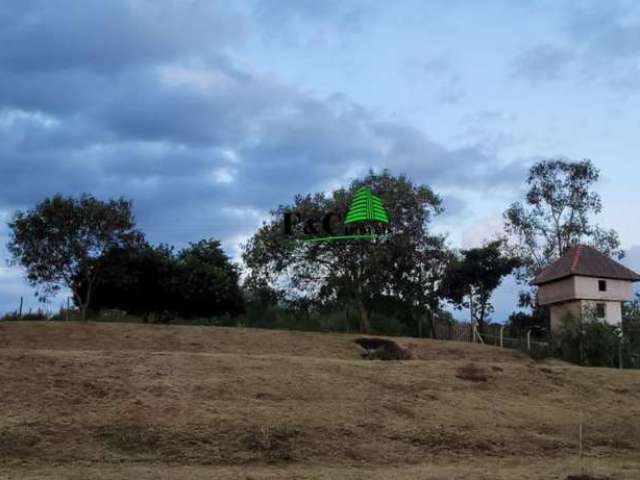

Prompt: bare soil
[1,321,639,479]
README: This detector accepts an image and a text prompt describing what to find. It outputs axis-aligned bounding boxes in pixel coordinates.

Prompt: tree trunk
[357,296,370,333]
[430,309,438,339]
[81,282,92,322]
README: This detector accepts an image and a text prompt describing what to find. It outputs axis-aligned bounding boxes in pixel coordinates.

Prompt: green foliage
[503,159,621,307]
[74,241,176,320]
[77,239,243,320]
[0,309,49,322]
[176,239,244,319]
[441,240,520,331]
[7,194,140,320]
[624,293,640,318]
[505,309,549,339]
[554,311,627,368]
[242,170,445,334]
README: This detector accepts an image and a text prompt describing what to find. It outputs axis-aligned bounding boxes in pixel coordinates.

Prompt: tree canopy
[242,170,446,333]
[441,240,520,332]
[504,158,621,307]
[8,194,140,320]
[75,239,244,320]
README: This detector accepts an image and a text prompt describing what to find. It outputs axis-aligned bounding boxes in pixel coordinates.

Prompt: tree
[441,240,520,332]
[504,158,622,306]
[624,293,640,318]
[7,194,140,321]
[75,238,244,321]
[391,233,454,337]
[176,239,244,319]
[74,241,178,321]
[242,170,443,333]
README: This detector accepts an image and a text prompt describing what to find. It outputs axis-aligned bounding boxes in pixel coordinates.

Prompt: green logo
[344,187,390,225]
[284,186,391,243]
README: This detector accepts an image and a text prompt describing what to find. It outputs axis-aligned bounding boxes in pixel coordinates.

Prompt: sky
[1,0,640,319]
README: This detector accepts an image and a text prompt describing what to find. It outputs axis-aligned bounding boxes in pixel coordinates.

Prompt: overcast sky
[1,0,640,319]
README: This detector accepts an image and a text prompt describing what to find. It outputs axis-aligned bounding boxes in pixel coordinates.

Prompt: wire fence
[431,316,640,368]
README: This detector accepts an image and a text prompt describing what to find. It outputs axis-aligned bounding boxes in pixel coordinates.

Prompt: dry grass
[0,321,639,479]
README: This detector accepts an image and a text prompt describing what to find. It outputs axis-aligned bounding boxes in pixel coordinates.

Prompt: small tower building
[532,245,640,332]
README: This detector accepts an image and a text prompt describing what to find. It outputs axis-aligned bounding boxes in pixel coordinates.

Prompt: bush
[0,310,49,321]
[554,313,624,367]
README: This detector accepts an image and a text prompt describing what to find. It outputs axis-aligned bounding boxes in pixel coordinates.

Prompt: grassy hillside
[1,321,639,479]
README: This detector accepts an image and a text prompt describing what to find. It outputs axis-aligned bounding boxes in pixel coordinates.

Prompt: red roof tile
[531,245,640,285]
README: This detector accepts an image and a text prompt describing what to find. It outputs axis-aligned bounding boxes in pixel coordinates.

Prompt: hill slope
[1,321,639,479]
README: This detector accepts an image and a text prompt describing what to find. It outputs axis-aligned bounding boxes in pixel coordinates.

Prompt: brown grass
[0,321,639,479]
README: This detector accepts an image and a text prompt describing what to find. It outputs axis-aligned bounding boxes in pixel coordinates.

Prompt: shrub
[554,312,624,367]
[0,310,49,321]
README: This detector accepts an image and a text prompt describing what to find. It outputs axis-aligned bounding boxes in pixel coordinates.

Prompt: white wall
[538,277,576,305]
[550,299,623,333]
[574,277,633,302]
[538,276,634,306]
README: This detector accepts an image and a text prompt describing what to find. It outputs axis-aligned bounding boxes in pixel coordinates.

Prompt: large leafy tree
[441,240,520,333]
[390,233,453,337]
[7,194,140,321]
[242,171,443,333]
[77,238,244,320]
[504,159,621,306]
[176,239,244,319]
[74,242,178,321]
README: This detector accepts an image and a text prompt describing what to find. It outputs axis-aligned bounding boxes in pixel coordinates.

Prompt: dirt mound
[354,337,412,360]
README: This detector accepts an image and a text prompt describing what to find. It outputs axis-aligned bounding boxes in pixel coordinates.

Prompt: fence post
[619,337,623,369]
[526,330,532,352]
[18,297,23,318]
[500,326,504,348]
[473,325,484,344]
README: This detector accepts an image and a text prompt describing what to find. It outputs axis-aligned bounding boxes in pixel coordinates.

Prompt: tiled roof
[531,244,640,285]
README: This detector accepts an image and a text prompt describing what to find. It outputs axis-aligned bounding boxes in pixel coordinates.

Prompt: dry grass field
[1,321,639,479]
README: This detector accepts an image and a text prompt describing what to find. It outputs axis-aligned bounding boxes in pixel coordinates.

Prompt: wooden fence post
[500,326,505,348]
[18,297,23,318]
[526,330,532,352]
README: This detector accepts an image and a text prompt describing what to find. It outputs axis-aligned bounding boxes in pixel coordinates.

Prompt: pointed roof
[532,244,640,285]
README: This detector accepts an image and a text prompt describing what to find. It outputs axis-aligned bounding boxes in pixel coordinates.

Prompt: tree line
[6,158,623,336]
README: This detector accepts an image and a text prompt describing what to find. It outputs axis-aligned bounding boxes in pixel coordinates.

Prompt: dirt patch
[566,474,610,480]
[0,429,41,457]
[455,363,489,382]
[354,337,412,360]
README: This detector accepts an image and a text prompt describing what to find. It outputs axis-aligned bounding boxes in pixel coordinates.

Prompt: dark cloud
[511,2,640,90]
[369,122,526,189]
[510,45,575,84]
[0,0,526,312]
[0,0,245,74]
